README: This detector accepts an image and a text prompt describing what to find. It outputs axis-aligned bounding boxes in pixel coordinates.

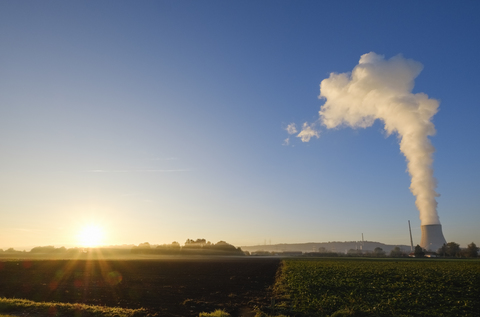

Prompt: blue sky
[1,1,479,249]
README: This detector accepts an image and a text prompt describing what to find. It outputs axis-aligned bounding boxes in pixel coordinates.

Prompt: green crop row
[271,258,480,317]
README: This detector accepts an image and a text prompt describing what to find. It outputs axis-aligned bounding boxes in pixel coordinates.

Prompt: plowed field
[0,258,281,316]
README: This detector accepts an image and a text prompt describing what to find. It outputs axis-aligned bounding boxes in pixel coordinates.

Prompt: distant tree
[195,239,206,244]
[213,241,238,251]
[390,246,406,257]
[445,242,461,257]
[30,246,56,253]
[414,245,425,258]
[181,239,243,255]
[131,242,152,254]
[55,246,67,253]
[184,239,200,247]
[66,247,82,255]
[138,242,151,249]
[373,247,385,257]
[155,242,181,254]
[347,249,362,256]
[437,244,448,257]
[184,238,209,248]
[465,242,479,258]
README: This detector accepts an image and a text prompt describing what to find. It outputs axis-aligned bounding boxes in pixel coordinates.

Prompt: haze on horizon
[1,1,479,250]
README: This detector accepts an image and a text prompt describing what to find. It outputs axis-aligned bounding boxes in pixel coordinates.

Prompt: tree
[465,242,479,258]
[373,247,385,257]
[437,244,448,257]
[195,239,207,245]
[131,242,152,254]
[347,249,362,256]
[138,242,151,249]
[445,242,461,257]
[390,246,405,257]
[55,246,67,253]
[30,246,56,253]
[213,241,237,251]
[414,245,424,258]
[184,239,202,248]
[155,241,181,254]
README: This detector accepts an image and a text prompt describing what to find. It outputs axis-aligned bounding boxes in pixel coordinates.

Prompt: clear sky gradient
[1,1,479,249]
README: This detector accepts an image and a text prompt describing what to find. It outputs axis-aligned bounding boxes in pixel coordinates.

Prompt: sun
[77,224,105,247]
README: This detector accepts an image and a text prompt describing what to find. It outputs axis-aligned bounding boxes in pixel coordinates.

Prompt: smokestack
[420,224,446,251]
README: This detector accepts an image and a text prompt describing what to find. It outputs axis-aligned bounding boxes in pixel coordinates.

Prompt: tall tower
[420,224,447,251]
[408,220,414,252]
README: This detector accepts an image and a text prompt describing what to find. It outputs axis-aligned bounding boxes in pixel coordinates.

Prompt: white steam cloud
[297,122,320,142]
[309,52,440,225]
[286,123,298,135]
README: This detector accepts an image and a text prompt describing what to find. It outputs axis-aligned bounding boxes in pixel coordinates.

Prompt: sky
[1,1,479,250]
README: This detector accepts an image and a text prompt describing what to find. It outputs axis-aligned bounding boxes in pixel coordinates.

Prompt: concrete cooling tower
[420,224,447,251]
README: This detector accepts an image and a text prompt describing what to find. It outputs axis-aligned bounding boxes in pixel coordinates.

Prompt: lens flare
[77,224,104,247]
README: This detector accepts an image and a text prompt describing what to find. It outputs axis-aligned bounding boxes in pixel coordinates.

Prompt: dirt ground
[0,257,281,317]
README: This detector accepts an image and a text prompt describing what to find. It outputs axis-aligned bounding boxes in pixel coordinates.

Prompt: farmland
[272,258,480,317]
[0,257,280,316]
[0,257,479,317]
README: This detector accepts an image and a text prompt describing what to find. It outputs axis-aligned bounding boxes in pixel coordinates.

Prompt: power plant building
[420,224,447,252]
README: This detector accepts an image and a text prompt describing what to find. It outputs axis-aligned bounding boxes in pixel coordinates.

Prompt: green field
[0,257,479,316]
[271,258,480,317]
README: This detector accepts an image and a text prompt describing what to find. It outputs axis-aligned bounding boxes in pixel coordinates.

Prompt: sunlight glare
[77,224,104,247]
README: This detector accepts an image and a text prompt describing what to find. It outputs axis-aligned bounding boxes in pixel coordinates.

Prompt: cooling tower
[420,224,447,252]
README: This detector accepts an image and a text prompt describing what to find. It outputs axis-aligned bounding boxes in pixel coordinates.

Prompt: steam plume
[297,122,319,142]
[306,52,440,225]
[286,123,298,135]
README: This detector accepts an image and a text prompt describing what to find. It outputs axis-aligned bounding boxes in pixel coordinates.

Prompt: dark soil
[0,257,281,317]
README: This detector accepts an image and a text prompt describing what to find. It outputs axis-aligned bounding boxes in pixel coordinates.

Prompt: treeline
[0,245,134,256]
[1,246,84,254]
[131,239,244,255]
[0,239,244,256]
[344,242,479,258]
[410,242,479,258]
[0,239,245,256]
[3,241,477,258]
[435,242,479,258]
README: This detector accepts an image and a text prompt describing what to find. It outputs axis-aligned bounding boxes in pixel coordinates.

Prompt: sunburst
[77,224,104,247]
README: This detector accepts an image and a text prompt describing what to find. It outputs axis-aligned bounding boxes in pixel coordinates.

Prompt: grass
[0,297,149,317]
[270,258,480,317]
[199,309,231,316]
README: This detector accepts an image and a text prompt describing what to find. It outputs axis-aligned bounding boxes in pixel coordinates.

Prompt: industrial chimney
[420,224,447,252]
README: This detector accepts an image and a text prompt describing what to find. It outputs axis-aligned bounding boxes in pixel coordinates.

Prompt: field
[0,257,479,317]
[272,258,480,317]
[0,257,280,317]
